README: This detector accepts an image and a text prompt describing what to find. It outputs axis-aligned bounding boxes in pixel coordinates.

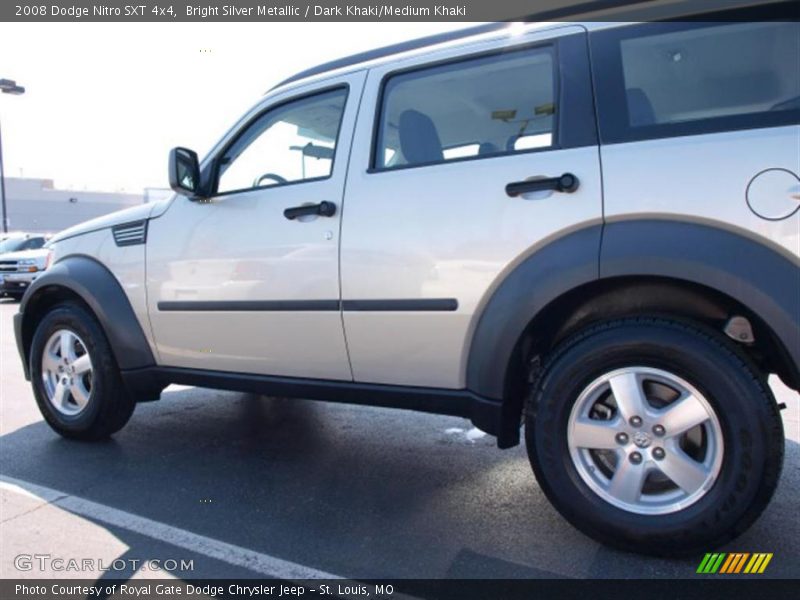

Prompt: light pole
[0,78,26,234]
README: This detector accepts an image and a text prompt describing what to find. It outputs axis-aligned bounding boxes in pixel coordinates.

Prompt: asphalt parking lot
[1,298,798,581]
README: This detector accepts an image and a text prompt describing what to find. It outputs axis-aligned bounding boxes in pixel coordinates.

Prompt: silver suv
[14,8,799,555]
[0,234,49,299]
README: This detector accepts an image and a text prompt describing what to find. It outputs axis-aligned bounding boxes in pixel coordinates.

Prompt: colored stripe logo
[697,553,773,574]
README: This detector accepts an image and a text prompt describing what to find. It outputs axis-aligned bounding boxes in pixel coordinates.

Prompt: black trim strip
[157,299,459,312]
[342,299,458,311]
[157,300,339,312]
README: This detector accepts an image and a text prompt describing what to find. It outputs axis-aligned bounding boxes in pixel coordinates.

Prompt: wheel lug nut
[615,432,629,445]
[652,447,665,460]
[629,451,643,465]
[629,416,643,428]
[653,424,665,437]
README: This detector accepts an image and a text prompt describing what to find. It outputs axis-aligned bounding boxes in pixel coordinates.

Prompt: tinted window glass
[0,238,26,253]
[374,46,556,170]
[622,23,799,125]
[20,237,45,250]
[593,20,800,142]
[217,88,347,194]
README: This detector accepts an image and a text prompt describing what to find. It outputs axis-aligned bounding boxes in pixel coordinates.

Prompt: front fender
[17,255,155,379]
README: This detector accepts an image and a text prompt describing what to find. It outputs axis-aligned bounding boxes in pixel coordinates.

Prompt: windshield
[0,237,45,253]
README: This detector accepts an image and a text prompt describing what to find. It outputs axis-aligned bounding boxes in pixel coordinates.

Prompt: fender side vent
[112,220,148,247]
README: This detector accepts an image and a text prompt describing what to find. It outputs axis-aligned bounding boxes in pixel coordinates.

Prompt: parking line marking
[0,475,342,580]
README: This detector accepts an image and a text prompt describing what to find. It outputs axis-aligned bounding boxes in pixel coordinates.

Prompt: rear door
[340,26,602,388]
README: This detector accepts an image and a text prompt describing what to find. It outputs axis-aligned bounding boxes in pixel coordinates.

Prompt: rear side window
[373,46,556,170]
[592,20,800,143]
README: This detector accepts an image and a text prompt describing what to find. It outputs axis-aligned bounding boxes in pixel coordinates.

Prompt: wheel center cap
[633,431,652,449]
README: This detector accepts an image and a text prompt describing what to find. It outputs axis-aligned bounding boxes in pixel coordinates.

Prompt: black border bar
[5,0,794,23]
[3,578,800,600]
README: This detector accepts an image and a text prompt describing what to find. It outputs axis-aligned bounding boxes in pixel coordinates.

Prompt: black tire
[30,302,136,440]
[525,317,784,556]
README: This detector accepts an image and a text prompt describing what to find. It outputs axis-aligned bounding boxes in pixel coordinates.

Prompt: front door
[146,73,365,380]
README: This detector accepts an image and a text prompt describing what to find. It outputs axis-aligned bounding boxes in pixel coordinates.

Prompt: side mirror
[168,147,202,198]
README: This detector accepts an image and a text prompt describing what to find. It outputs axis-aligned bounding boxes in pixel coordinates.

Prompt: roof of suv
[272,21,510,90]
[269,0,774,93]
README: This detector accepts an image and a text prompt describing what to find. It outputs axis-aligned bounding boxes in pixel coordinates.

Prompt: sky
[0,22,467,192]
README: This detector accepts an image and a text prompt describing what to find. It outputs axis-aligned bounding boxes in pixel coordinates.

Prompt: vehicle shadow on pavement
[1,386,798,579]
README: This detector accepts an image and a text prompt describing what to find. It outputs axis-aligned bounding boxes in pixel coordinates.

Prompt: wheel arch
[17,255,156,381]
[466,219,800,448]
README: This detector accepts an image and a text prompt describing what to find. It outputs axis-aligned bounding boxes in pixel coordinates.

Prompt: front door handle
[505,173,579,197]
[283,201,337,220]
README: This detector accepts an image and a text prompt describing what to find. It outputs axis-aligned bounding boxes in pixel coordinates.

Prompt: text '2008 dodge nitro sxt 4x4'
[14,4,799,555]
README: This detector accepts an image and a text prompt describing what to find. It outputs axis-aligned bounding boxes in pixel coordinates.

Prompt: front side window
[217,87,348,194]
[374,46,556,170]
[593,19,800,142]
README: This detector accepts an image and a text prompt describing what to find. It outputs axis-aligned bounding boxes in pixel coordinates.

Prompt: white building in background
[4,177,171,233]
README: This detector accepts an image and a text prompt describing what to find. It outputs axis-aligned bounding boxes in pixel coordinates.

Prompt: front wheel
[30,302,136,440]
[526,318,784,555]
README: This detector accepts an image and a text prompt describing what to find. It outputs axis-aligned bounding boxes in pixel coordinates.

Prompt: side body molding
[17,255,155,379]
[601,219,800,385]
[466,226,603,401]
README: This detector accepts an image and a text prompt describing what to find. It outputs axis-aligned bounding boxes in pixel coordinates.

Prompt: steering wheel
[253,173,288,187]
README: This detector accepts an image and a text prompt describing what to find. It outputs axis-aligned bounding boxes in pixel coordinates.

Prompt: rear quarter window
[591,18,800,143]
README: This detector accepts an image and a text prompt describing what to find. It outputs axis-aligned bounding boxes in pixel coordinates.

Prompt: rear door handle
[505,173,579,197]
[283,201,337,220]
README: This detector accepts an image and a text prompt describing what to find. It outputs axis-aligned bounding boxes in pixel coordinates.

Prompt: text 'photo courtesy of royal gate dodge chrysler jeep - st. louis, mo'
[13,2,799,556]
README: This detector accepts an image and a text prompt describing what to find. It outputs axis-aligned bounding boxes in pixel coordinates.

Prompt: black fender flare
[600,219,800,383]
[466,218,799,407]
[17,255,155,379]
[466,225,602,401]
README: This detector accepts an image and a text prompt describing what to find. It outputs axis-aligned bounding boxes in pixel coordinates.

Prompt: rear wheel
[525,318,784,555]
[30,303,136,440]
